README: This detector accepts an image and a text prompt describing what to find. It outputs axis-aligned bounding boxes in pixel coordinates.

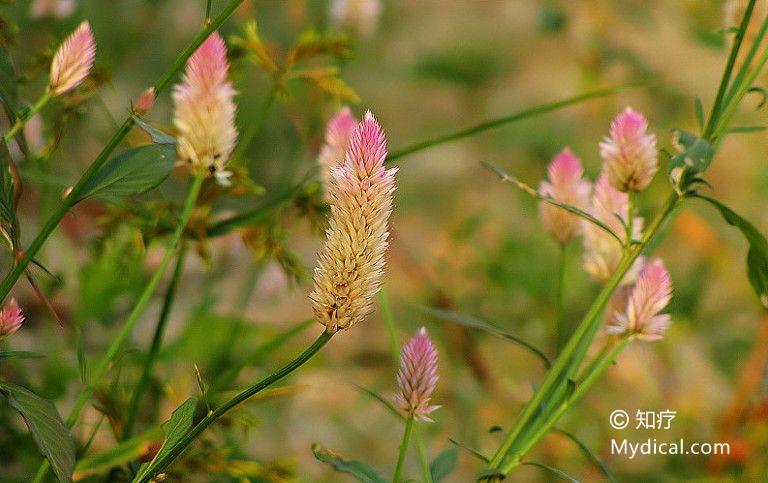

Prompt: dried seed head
[309,111,397,333]
[318,107,358,196]
[0,298,24,340]
[395,327,440,421]
[581,173,644,284]
[538,148,591,244]
[607,259,673,341]
[600,107,658,192]
[173,32,238,185]
[49,21,96,96]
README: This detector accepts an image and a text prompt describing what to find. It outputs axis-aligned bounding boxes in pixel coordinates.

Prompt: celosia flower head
[538,148,591,244]
[173,32,238,185]
[395,327,440,421]
[607,259,673,341]
[330,0,382,37]
[599,107,658,192]
[49,21,96,96]
[0,298,24,339]
[318,107,358,195]
[581,173,644,284]
[310,111,397,333]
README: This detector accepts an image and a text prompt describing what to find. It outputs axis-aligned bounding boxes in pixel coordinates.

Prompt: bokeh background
[2,0,768,481]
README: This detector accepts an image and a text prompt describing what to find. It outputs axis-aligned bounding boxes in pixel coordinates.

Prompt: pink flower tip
[547,147,583,185]
[600,106,658,192]
[49,20,96,95]
[326,107,357,144]
[395,327,440,421]
[187,31,229,91]
[607,258,673,341]
[135,87,155,114]
[346,110,387,176]
[0,298,24,339]
[538,148,591,244]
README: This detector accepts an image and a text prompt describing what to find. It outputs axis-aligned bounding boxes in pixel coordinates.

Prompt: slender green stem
[123,243,189,440]
[714,42,768,139]
[414,424,433,483]
[393,416,414,483]
[704,0,755,138]
[4,92,52,143]
[554,243,568,353]
[134,330,333,483]
[32,174,204,483]
[377,289,400,363]
[0,0,247,303]
[386,85,636,164]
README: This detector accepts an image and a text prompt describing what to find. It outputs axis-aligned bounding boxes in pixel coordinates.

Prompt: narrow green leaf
[416,305,551,368]
[430,447,459,482]
[311,443,386,483]
[0,381,75,483]
[0,46,26,155]
[449,438,489,463]
[726,125,767,133]
[694,98,705,132]
[522,461,582,482]
[134,397,197,482]
[691,194,768,308]
[76,141,176,202]
[554,428,617,483]
[355,384,404,420]
[0,350,44,361]
[132,116,177,145]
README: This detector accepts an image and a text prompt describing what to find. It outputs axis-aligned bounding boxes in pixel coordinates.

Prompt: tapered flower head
[599,107,658,192]
[173,32,238,185]
[0,298,24,340]
[538,148,591,244]
[318,107,358,196]
[581,173,644,284]
[309,111,397,333]
[49,21,96,96]
[395,327,440,421]
[607,259,673,341]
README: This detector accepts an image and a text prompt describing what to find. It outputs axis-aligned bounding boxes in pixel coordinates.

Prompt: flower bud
[49,21,96,96]
[599,107,658,192]
[538,148,591,244]
[395,327,440,421]
[134,87,155,115]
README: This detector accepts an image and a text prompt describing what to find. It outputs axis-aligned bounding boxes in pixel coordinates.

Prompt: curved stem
[123,243,189,440]
[134,330,333,483]
[0,0,247,303]
[554,243,568,353]
[4,91,52,144]
[32,174,204,483]
[393,416,414,483]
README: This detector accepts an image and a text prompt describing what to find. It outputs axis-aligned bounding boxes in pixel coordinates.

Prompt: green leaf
[415,305,551,368]
[312,443,386,483]
[668,131,714,194]
[692,194,768,308]
[0,350,44,361]
[134,397,197,482]
[522,461,582,482]
[0,381,75,483]
[355,384,404,420]
[74,428,162,479]
[430,447,459,482]
[0,45,25,155]
[133,116,177,145]
[694,98,705,132]
[450,438,490,463]
[76,134,176,202]
[726,125,767,133]
[554,428,616,483]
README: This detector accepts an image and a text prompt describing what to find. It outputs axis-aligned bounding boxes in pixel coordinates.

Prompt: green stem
[377,289,400,363]
[554,243,568,353]
[386,86,635,164]
[134,330,333,483]
[123,243,189,440]
[414,424,433,483]
[393,416,414,483]
[4,91,52,144]
[485,191,679,474]
[0,0,247,303]
[32,174,204,483]
[230,89,277,164]
[714,41,768,139]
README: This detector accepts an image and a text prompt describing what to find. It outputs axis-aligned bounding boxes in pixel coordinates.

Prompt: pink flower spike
[599,107,658,192]
[173,31,238,184]
[395,327,440,421]
[538,148,591,244]
[607,259,673,341]
[49,21,96,96]
[318,107,358,195]
[0,298,25,339]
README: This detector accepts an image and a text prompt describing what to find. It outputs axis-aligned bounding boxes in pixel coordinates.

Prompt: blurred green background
[2,0,768,481]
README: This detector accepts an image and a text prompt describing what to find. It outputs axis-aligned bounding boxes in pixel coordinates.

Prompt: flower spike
[395,327,440,421]
[538,148,591,244]
[0,298,24,340]
[607,259,673,341]
[599,107,658,192]
[49,21,96,96]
